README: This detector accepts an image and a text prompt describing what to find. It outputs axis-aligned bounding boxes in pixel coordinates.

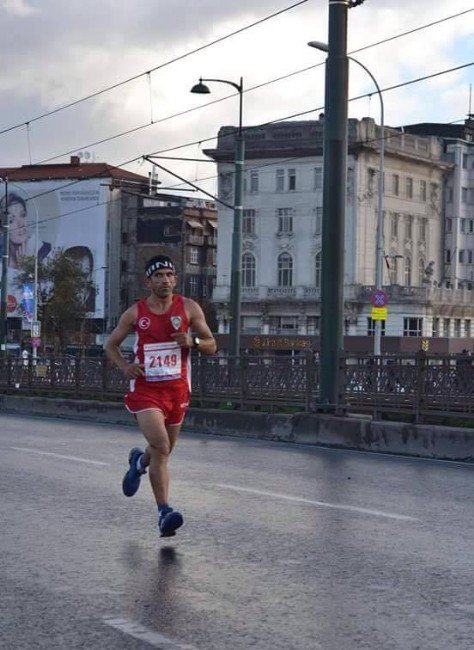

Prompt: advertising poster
[0,179,108,320]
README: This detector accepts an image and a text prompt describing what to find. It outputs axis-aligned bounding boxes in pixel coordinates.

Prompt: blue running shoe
[159,507,184,537]
[122,447,145,497]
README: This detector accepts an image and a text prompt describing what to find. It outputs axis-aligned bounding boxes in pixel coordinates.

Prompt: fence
[1,351,473,422]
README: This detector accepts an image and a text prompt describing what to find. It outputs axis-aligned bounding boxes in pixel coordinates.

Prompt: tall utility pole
[0,178,9,357]
[319,1,350,408]
[319,0,365,408]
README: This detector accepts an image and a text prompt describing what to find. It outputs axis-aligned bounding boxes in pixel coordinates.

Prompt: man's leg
[136,410,178,505]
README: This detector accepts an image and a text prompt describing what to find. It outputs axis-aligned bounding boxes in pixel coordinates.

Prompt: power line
[0,0,309,137]
[22,56,473,208]
[34,7,474,167]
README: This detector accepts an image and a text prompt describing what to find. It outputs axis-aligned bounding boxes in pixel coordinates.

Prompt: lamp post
[0,178,9,358]
[191,77,244,357]
[308,40,385,356]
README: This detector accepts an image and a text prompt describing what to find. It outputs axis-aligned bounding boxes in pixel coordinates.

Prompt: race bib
[143,342,182,382]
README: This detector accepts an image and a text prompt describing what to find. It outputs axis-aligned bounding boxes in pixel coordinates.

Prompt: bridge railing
[0,351,473,422]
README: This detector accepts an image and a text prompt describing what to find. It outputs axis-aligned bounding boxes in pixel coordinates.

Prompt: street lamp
[308,41,385,356]
[190,77,244,357]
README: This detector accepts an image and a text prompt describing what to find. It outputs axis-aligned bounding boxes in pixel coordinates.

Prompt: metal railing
[1,351,473,422]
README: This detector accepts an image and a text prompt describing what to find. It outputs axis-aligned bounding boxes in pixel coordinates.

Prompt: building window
[447,187,453,203]
[405,216,413,240]
[189,275,199,297]
[420,180,427,202]
[392,174,399,196]
[469,250,473,264]
[459,250,465,264]
[461,187,468,203]
[470,220,474,233]
[446,218,452,233]
[288,168,296,191]
[445,250,451,264]
[276,169,284,192]
[277,208,293,234]
[391,213,398,238]
[189,247,199,264]
[243,209,256,235]
[367,318,386,336]
[419,218,427,242]
[465,319,471,337]
[461,219,466,233]
[250,170,259,193]
[403,317,422,337]
[242,252,256,288]
[454,319,461,337]
[315,251,322,288]
[307,316,320,335]
[314,167,323,191]
[406,177,413,199]
[443,318,451,337]
[278,253,293,287]
[315,207,322,235]
[462,153,468,169]
[404,257,412,286]
[269,316,298,334]
[432,317,439,337]
[418,259,425,286]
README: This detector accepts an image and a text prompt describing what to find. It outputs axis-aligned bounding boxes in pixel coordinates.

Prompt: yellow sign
[35,364,47,378]
[371,307,387,321]
[421,338,429,352]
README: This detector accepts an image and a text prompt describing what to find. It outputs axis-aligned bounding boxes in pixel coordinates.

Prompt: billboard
[0,179,108,320]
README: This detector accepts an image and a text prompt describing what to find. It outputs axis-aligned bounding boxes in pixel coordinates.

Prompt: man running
[105,255,216,537]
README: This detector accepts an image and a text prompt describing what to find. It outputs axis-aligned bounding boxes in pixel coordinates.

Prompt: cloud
[1,0,37,17]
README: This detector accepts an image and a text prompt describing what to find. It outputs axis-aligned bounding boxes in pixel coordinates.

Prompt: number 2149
[148,354,178,368]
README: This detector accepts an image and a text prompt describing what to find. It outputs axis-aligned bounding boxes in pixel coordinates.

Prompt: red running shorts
[125,384,190,426]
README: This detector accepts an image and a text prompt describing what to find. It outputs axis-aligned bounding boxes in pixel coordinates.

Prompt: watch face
[194,337,201,346]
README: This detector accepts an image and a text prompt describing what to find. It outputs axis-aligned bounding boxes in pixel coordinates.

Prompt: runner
[105,254,216,537]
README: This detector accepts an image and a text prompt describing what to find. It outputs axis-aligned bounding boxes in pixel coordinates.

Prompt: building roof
[0,157,149,183]
[401,119,474,141]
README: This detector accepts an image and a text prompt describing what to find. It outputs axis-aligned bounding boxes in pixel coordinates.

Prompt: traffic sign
[32,321,41,337]
[371,289,387,308]
[7,294,17,313]
[371,307,387,321]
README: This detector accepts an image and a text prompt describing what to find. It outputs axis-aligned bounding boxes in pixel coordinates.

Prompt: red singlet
[124,295,191,424]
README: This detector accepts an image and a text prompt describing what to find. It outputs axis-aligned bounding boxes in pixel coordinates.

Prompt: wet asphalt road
[0,413,473,650]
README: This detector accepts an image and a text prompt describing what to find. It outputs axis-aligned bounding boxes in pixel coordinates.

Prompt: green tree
[15,249,96,352]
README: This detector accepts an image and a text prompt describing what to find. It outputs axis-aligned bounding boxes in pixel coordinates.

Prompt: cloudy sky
[0,0,473,196]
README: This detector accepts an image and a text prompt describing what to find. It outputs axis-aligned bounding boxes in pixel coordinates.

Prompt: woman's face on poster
[8,202,27,245]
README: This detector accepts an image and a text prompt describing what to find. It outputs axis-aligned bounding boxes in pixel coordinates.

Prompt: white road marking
[216,484,418,521]
[103,618,199,649]
[10,447,109,466]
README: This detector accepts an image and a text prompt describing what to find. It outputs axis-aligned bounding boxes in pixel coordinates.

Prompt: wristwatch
[192,336,201,348]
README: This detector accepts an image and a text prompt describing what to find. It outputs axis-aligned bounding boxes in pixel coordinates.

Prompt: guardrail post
[415,351,426,423]
[74,356,81,398]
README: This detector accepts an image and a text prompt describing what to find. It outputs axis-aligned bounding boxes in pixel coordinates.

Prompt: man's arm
[171,298,217,355]
[104,305,144,378]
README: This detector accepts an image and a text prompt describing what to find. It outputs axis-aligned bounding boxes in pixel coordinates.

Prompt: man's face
[146,269,177,297]
[8,202,27,245]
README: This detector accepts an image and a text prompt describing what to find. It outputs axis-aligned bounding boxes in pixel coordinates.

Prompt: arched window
[242,252,256,288]
[278,252,293,287]
[404,256,412,287]
[418,258,425,286]
[315,251,322,288]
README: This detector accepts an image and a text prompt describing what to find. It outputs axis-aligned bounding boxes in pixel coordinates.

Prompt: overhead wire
[0,0,309,137]
[34,7,474,166]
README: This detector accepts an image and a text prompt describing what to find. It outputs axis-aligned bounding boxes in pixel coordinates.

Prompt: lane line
[216,484,418,521]
[103,618,199,649]
[10,447,109,466]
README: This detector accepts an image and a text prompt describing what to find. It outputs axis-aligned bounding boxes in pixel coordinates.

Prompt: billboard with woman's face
[0,179,108,319]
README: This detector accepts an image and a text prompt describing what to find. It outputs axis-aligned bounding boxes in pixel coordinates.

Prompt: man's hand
[170,332,193,348]
[121,362,145,379]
